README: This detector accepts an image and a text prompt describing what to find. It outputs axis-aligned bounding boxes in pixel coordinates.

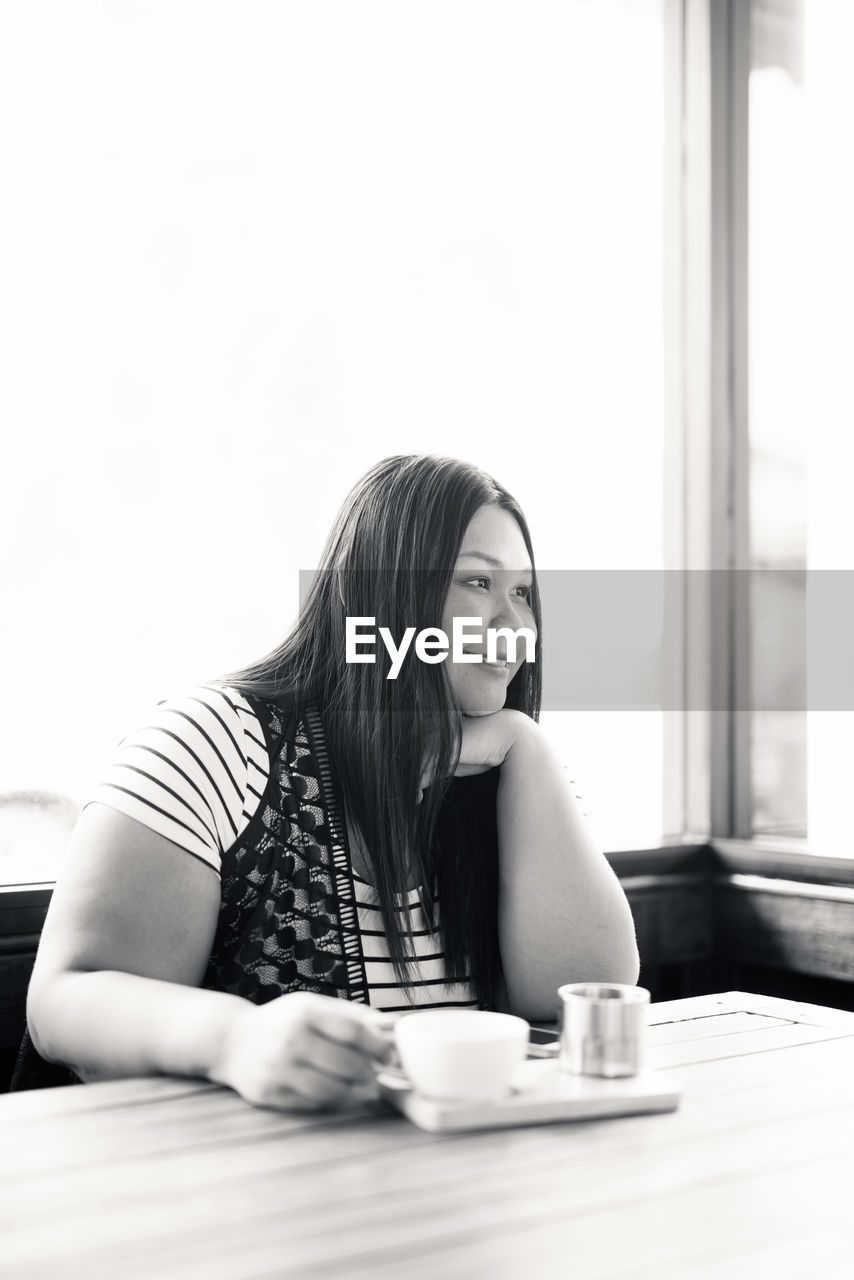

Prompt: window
[1,0,669,885]
[688,0,853,855]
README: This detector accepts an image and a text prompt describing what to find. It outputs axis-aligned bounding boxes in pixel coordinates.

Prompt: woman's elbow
[608,912,641,985]
[600,890,641,985]
[613,940,641,987]
[26,971,62,1060]
[26,964,86,1063]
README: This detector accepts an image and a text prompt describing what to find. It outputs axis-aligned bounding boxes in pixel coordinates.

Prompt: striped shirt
[88,686,477,1013]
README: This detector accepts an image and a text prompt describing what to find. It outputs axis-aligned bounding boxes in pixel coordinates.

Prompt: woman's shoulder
[84,684,272,869]
[153,683,258,726]
[152,683,277,777]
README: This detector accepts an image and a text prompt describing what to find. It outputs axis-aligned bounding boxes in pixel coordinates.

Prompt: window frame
[670,0,813,855]
[664,0,752,844]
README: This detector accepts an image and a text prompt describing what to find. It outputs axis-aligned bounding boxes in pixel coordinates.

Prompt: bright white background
[0,0,666,861]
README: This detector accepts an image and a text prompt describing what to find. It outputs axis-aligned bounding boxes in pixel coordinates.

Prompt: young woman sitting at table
[21,455,639,1109]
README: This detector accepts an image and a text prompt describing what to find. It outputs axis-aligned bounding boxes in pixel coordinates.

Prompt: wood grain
[2,992,853,1280]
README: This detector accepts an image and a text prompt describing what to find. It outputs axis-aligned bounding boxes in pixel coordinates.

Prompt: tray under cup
[376,1057,682,1133]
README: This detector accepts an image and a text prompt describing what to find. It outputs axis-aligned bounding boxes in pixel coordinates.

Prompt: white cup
[394,1009,529,1101]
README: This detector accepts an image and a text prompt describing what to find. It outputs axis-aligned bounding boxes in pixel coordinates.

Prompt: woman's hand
[454,708,532,778]
[418,709,530,799]
[213,991,396,1112]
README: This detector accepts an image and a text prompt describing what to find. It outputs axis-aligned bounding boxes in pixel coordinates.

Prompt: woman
[22,455,639,1108]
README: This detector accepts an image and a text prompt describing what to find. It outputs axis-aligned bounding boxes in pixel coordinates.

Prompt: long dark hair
[222,455,542,1004]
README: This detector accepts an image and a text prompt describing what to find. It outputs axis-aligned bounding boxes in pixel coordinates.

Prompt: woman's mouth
[461,650,511,676]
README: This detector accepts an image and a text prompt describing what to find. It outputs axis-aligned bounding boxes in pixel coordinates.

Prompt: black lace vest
[202,698,368,1005]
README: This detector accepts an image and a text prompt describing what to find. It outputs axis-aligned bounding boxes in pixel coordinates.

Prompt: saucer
[376,1057,682,1133]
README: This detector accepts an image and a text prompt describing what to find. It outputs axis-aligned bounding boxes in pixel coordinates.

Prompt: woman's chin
[457,690,508,718]
[450,663,520,718]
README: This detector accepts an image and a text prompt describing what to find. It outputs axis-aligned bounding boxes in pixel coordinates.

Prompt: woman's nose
[489,593,533,638]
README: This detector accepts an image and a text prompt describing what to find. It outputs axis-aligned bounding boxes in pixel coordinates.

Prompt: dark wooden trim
[711,839,854,887]
[715,873,854,904]
[0,951,36,1050]
[0,883,54,904]
[620,872,710,893]
[0,884,53,939]
[611,841,854,998]
[0,933,43,957]
[714,880,854,984]
[605,842,712,879]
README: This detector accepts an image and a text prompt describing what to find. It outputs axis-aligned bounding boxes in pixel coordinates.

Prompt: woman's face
[441,504,537,717]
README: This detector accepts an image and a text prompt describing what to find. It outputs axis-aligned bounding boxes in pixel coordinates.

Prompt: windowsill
[0,883,55,943]
[0,883,55,904]
[710,838,854,888]
[609,837,854,889]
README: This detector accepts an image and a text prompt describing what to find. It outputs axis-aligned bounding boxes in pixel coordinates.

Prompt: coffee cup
[394,1009,529,1101]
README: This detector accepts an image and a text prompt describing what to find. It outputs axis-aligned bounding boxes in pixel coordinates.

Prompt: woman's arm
[28,804,223,1078]
[457,711,640,1020]
[27,804,392,1107]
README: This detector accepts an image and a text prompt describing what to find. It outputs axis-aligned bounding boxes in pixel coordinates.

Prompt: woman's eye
[459,577,532,600]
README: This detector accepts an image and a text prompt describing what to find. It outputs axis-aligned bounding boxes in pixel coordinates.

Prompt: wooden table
[2,991,854,1279]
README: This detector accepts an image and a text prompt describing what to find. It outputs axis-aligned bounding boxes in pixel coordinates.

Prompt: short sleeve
[84,686,269,874]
